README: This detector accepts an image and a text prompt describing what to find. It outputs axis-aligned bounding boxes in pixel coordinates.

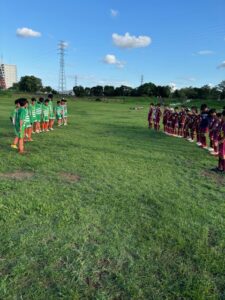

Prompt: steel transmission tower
[58,41,66,93]
[141,75,144,86]
[75,75,78,87]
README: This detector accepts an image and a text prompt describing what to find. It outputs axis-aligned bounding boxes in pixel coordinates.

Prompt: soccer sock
[201,136,206,147]
[214,143,218,153]
[218,158,223,170]
[18,139,24,152]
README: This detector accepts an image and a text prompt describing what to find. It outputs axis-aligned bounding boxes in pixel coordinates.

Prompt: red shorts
[200,127,208,134]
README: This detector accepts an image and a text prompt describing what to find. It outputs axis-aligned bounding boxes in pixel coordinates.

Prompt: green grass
[0,95,225,299]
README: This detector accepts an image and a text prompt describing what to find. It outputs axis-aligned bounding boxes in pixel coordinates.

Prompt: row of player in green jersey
[10,96,68,154]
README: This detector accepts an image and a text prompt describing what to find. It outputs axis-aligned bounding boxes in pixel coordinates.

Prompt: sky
[0,0,225,90]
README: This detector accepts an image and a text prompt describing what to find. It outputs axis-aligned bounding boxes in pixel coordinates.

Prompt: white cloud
[16,27,41,38]
[197,50,214,55]
[111,9,119,17]
[112,32,152,49]
[169,82,177,92]
[218,61,225,69]
[103,54,125,68]
[61,41,69,48]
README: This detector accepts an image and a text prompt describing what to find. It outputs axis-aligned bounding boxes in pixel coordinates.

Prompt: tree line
[7,75,225,100]
[73,81,225,99]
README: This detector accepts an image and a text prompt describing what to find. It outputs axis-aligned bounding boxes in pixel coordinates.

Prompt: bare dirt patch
[0,171,34,180]
[202,170,225,185]
[60,172,81,183]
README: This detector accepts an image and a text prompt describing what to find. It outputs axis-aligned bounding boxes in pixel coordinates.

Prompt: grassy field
[0,94,225,299]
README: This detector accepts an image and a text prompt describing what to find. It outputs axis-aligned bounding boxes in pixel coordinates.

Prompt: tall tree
[18,76,42,92]
[73,86,85,97]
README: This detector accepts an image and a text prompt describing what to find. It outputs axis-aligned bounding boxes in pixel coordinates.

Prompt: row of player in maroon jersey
[148,103,225,173]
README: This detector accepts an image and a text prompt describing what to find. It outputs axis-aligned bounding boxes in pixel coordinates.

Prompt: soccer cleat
[211,152,219,156]
[189,139,194,143]
[11,144,18,149]
[208,147,214,152]
[46,129,50,132]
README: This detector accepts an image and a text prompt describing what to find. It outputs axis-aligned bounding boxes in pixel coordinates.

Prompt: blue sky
[0,0,225,90]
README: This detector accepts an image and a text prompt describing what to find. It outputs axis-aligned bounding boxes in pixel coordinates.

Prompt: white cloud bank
[218,61,225,69]
[197,50,214,55]
[111,9,119,17]
[112,32,152,49]
[16,27,41,38]
[103,54,125,68]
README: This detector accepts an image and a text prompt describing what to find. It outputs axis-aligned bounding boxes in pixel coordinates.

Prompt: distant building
[0,64,17,89]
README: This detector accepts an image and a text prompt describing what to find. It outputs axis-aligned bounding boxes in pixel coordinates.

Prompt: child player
[148,103,154,129]
[199,104,209,149]
[217,111,225,172]
[48,94,55,131]
[153,104,162,131]
[162,106,169,133]
[61,99,68,126]
[211,113,222,156]
[208,109,217,152]
[29,98,37,134]
[12,98,27,154]
[10,99,20,149]
[55,100,63,126]
[35,97,43,133]
[178,106,186,138]
[42,99,50,132]
[25,100,33,142]
[171,107,179,136]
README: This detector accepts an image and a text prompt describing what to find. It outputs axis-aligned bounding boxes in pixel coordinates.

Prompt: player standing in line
[154,104,162,131]
[24,100,33,142]
[42,99,50,132]
[13,98,27,154]
[148,103,154,129]
[199,104,209,149]
[48,94,55,131]
[217,111,225,172]
[35,98,43,133]
[29,98,37,134]
[10,99,20,149]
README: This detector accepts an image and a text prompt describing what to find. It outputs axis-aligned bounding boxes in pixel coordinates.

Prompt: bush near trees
[73,80,225,99]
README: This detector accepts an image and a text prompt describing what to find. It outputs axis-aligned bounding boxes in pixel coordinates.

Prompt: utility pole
[58,41,66,94]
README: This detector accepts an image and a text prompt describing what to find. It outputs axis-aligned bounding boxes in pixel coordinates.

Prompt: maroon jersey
[218,122,225,158]
[212,120,222,141]
[148,108,153,121]
[163,109,170,125]
[178,111,186,127]
[172,112,179,127]
[154,107,162,123]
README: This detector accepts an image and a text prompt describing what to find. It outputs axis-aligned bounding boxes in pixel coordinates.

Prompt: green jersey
[15,107,26,131]
[29,104,37,123]
[48,100,55,119]
[35,102,42,115]
[25,108,31,128]
[43,104,50,121]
